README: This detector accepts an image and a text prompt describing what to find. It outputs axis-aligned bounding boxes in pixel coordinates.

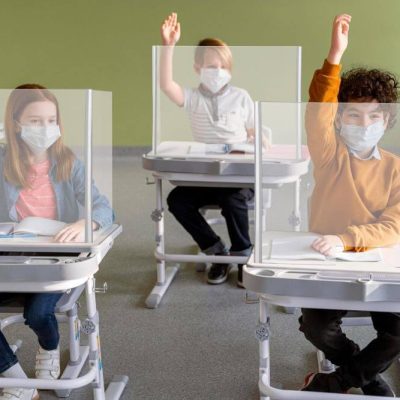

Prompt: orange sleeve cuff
[337,232,354,251]
[321,59,342,77]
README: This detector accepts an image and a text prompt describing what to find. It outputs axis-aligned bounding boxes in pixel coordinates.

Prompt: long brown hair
[3,83,75,187]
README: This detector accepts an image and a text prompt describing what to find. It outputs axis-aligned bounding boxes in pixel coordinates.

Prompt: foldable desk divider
[0,89,127,399]
[244,101,400,399]
[143,45,310,309]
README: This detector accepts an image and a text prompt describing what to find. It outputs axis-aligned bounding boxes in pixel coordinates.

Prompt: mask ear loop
[13,120,23,134]
[334,112,342,134]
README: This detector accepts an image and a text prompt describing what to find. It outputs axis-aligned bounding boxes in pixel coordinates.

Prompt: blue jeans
[0,293,62,374]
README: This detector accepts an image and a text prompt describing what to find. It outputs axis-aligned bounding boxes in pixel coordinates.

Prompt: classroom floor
[4,155,400,399]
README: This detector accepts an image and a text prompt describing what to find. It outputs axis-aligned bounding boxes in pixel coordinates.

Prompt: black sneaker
[237,264,244,288]
[301,372,348,393]
[361,375,395,397]
[207,263,230,284]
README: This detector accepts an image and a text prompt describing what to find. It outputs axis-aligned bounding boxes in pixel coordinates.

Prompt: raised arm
[160,12,185,107]
[306,14,352,167]
[327,14,351,66]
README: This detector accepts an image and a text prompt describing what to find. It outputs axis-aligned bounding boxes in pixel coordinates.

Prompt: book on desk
[0,217,66,238]
[266,235,383,262]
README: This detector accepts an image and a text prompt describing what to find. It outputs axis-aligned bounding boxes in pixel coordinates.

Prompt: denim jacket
[0,147,114,228]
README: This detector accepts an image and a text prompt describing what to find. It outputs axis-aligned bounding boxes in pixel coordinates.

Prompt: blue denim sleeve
[0,147,12,222]
[71,158,115,229]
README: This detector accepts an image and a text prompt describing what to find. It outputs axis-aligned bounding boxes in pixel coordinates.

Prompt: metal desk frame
[0,225,128,400]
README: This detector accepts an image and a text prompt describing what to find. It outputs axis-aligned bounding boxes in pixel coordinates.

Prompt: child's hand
[161,12,181,46]
[247,129,270,150]
[54,219,99,243]
[327,14,352,65]
[312,235,344,257]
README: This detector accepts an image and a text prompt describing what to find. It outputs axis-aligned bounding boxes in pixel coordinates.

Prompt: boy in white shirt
[160,13,255,286]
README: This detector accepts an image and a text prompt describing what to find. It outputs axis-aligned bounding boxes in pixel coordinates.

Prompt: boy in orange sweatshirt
[300,14,400,396]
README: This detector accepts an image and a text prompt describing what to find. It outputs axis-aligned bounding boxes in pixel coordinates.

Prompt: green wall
[1,0,400,146]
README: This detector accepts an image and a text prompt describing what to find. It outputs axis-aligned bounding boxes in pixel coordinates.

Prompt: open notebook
[268,235,383,262]
[0,217,66,238]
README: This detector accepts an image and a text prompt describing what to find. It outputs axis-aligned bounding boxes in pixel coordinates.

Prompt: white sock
[1,362,28,379]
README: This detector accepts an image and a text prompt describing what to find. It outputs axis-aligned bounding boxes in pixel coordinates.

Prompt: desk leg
[283,178,302,316]
[56,304,89,398]
[146,178,179,309]
[257,299,271,400]
[85,277,128,400]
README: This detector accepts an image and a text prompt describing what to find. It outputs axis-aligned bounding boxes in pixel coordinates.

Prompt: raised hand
[327,14,352,65]
[161,12,181,46]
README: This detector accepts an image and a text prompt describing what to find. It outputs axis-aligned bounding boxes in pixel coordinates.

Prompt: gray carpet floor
[3,156,400,399]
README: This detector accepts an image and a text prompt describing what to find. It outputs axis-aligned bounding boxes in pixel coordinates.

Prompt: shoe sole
[300,372,315,390]
[300,372,349,393]
[207,266,231,284]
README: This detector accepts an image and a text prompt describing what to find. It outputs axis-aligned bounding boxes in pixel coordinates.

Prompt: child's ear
[193,63,200,74]
[14,121,21,133]
[383,113,390,130]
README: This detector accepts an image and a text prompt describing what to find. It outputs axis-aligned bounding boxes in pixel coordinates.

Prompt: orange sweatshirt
[306,60,400,250]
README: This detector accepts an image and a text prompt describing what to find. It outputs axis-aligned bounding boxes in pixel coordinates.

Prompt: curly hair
[339,68,399,103]
[338,68,400,128]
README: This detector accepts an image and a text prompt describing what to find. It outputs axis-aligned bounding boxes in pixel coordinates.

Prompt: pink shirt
[15,159,57,221]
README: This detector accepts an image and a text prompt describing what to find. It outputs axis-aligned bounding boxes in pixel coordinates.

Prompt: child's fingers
[54,227,68,242]
[65,230,79,243]
[319,243,332,254]
[58,227,78,242]
[57,229,72,243]
[60,229,77,243]
[312,241,322,252]
[312,238,323,247]
[334,14,351,23]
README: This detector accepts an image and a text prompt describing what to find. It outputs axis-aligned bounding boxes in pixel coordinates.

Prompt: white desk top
[144,142,310,186]
[0,225,122,292]
[245,231,400,308]
[249,230,400,275]
[0,224,122,253]
[149,141,309,161]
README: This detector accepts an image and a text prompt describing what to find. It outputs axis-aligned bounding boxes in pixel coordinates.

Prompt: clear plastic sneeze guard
[149,46,301,160]
[254,101,400,270]
[0,88,113,250]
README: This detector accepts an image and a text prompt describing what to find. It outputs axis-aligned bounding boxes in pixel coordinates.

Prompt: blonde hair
[194,38,233,71]
[4,83,75,188]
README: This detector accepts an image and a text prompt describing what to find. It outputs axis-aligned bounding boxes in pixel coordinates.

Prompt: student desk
[244,230,400,400]
[0,225,128,400]
[142,141,310,309]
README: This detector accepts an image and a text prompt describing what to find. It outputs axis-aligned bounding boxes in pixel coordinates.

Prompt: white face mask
[200,68,231,94]
[339,120,385,152]
[20,124,61,155]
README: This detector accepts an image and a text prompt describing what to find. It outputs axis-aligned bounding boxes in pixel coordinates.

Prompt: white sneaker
[0,388,39,400]
[35,346,60,380]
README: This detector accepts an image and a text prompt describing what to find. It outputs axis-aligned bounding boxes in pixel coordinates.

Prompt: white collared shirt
[349,146,381,160]
[183,85,254,144]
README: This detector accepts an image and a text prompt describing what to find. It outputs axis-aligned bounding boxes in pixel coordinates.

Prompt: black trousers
[299,308,400,388]
[167,186,253,253]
